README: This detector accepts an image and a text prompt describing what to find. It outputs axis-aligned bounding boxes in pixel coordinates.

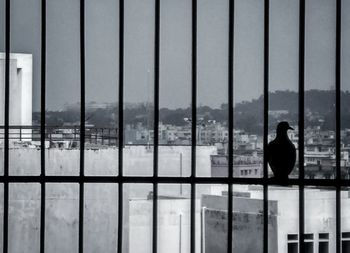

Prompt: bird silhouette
[267,121,296,180]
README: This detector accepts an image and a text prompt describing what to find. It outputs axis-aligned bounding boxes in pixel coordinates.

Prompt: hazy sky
[1,0,350,111]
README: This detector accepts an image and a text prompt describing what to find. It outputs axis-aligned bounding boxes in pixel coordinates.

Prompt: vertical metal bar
[117,0,124,252]
[40,0,47,252]
[336,0,342,252]
[153,0,160,252]
[227,0,234,252]
[79,0,86,252]
[191,0,197,252]
[298,0,305,252]
[3,0,10,252]
[263,0,269,252]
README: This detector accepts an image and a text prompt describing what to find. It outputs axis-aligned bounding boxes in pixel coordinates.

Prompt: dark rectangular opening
[288,242,298,253]
[319,241,329,253]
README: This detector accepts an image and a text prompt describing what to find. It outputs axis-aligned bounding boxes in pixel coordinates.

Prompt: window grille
[1,0,345,253]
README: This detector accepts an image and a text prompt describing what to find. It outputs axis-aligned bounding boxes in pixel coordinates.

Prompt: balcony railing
[0,125,118,147]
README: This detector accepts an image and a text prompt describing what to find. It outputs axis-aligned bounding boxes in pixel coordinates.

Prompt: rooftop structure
[0,53,32,127]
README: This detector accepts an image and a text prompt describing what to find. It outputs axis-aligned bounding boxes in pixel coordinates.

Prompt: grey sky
[0,0,349,111]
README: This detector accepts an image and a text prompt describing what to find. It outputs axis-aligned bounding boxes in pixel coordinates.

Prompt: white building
[0,53,33,141]
[0,53,32,126]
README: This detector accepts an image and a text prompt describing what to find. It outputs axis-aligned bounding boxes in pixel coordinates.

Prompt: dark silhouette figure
[267,121,296,180]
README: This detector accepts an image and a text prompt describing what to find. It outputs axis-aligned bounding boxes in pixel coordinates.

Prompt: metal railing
[2,1,345,253]
[0,125,118,147]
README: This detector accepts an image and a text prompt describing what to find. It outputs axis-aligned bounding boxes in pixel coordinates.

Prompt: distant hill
[235,89,341,115]
[234,90,350,133]
[34,90,350,134]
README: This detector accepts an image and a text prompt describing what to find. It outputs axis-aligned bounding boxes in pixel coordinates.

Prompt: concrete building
[0,53,32,126]
[2,145,217,253]
[125,184,350,253]
[125,187,278,253]
[202,193,278,253]
[3,144,349,253]
[0,53,33,141]
[210,154,263,178]
[200,185,350,253]
[242,185,350,253]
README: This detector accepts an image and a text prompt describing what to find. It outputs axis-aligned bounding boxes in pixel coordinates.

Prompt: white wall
[0,53,33,126]
[7,145,216,178]
[0,146,216,253]
[2,146,348,253]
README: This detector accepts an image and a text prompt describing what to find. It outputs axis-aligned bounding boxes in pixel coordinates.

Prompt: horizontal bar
[0,176,347,186]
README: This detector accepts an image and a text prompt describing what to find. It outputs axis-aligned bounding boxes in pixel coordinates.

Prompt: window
[304,234,314,253]
[318,233,329,253]
[288,234,299,253]
[342,232,350,253]
[0,0,347,253]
